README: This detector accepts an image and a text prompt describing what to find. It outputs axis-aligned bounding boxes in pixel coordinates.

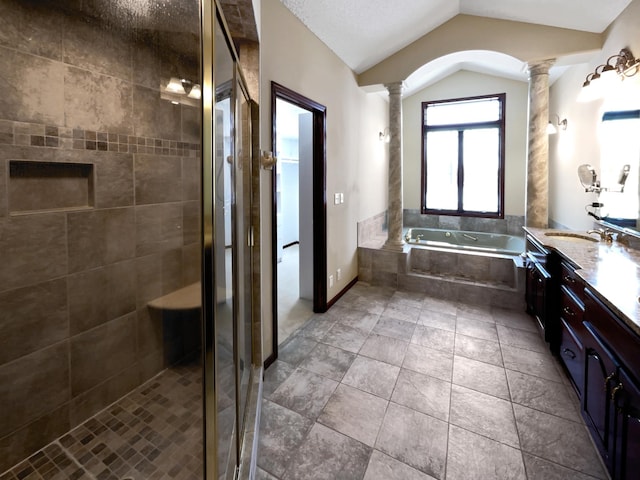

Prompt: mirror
[578,163,630,193]
[591,109,640,230]
[578,164,599,191]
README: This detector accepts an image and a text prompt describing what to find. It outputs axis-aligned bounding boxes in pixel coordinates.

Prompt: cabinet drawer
[560,285,585,333]
[561,261,584,302]
[560,318,584,398]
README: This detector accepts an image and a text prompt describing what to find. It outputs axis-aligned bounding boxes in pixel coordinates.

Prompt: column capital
[384,81,405,96]
[527,59,555,77]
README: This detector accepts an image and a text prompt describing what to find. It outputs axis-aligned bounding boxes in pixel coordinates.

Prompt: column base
[383,239,405,251]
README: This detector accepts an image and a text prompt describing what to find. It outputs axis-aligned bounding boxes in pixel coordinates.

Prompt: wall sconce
[379,127,390,143]
[547,114,568,134]
[578,48,640,102]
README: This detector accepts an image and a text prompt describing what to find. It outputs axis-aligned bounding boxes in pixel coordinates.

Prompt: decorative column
[384,81,405,250]
[525,60,554,228]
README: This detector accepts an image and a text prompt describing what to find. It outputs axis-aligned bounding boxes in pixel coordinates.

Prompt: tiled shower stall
[0,0,203,472]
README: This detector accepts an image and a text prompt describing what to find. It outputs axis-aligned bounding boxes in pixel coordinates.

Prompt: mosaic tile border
[0,120,200,157]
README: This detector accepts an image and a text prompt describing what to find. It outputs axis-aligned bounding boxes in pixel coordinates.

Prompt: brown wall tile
[0,47,64,125]
[70,312,137,396]
[68,260,137,335]
[183,201,200,246]
[94,153,134,208]
[182,156,201,201]
[0,158,6,217]
[135,203,183,256]
[0,0,63,61]
[0,279,68,364]
[62,15,132,81]
[69,366,139,428]
[183,244,201,285]
[0,213,67,292]
[0,403,69,474]
[137,307,163,358]
[67,207,136,273]
[133,85,181,140]
[0,342,70,438]
[134,154,182,204]
[138,349,164,383]
[135,249,184,308]
[64,66,133,134]
[181,105,201,144]
[132,33,163,90]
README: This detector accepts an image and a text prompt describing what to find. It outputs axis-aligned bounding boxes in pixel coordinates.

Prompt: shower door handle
[248,226,254,247]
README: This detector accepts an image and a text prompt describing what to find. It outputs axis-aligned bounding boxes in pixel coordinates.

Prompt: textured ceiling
[280,0,632,80]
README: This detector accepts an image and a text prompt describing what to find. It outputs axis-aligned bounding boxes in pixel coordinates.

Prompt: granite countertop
[524,227,640,337]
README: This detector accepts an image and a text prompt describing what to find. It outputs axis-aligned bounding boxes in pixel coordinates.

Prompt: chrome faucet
[587,228,614,242]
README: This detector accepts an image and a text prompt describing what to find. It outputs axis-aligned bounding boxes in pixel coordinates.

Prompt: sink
[544,231,599,242]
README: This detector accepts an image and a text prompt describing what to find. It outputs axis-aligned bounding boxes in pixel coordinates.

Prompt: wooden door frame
[267,81,327,368]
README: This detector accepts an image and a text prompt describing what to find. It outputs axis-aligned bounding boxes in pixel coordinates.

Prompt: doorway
[269,82,327,366]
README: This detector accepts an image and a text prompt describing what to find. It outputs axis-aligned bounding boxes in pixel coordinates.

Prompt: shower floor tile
[2,363,203,480]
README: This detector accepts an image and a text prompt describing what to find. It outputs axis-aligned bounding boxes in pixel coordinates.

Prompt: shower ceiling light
[188,84,202,100]
[166,77,186,94]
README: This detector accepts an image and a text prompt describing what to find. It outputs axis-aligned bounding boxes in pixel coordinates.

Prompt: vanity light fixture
[578,48,640,102]
[547,114,568,134]
[379,127,390,143]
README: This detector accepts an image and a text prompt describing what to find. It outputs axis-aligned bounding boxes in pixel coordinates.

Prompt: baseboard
[325,276,359,310]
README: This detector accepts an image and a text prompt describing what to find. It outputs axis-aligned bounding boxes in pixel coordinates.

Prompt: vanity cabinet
[525,235,558,350]
[582,288,640,480]
[558,261,587,398]
[524,229,640,480]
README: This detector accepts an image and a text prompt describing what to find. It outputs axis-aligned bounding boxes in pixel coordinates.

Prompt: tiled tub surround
[524,227,640,335]
[358,246,525,310]
[0,0,201,471]
[357,211,525,249]
[258,282,605,479]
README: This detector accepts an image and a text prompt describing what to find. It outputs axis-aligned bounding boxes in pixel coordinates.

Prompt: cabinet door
[526,262,549,326]
[583,322,618,468]
[560,319,584,398]
[613,369,640,480]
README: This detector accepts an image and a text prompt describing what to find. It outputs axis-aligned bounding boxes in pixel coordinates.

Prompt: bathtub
[404,227,524,256]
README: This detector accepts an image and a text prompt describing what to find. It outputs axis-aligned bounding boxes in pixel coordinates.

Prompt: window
[421,93,506,217]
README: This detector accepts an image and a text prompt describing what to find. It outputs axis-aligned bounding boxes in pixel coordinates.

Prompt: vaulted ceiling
[280,0,633,93]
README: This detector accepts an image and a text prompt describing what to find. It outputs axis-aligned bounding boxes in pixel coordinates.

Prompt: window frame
[420,92,506,218]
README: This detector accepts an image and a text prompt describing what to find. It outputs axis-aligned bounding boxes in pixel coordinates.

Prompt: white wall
[403,70,529,216]
[260,0,389,360]
[549,0,640,230]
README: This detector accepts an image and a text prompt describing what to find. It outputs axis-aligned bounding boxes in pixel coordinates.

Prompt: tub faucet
[587,228,614,242]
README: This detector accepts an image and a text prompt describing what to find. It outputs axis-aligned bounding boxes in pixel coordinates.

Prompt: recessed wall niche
[9,161,95,214]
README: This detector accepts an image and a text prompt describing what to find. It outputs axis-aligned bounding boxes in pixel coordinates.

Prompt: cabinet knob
[563,275,575,284]
[562,348,576,359]
[562,306,575,317]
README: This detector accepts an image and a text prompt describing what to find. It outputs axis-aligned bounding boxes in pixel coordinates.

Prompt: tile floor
[0,364,202,480]
[257,282,607,480]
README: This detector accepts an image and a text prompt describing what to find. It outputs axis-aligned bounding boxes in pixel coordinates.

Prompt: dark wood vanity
[524,229,640,480]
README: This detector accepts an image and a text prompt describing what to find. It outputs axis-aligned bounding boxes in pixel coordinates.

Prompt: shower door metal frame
[201,2,255,479]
